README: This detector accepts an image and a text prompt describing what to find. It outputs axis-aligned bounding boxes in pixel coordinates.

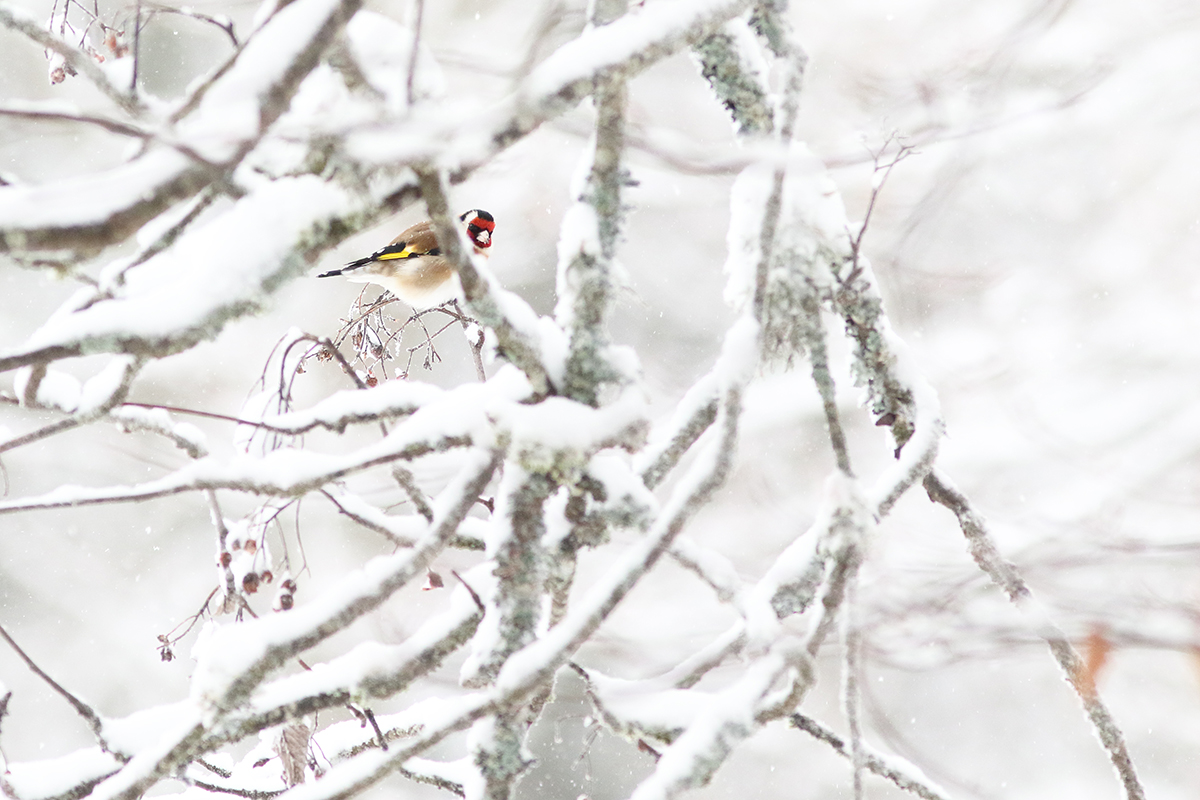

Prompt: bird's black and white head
[459,209,495,250]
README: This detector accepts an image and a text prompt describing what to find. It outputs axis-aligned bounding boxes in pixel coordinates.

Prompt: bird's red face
[460,209,495,250]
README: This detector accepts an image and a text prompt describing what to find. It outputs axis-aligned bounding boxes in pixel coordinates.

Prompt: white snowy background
[1,0,1199,798]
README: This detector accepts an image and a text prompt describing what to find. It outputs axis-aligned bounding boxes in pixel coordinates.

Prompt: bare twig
[841,575,865,800]
[791,713,951,800]
[0,416,85,456]
[0,104,149,137]
[924,469,1146,800]
[802,290,852,476]
[405,0,423,107]
[140,2,238,47]
[843,135,915,286]
[0,623,106,744]
[130,0,140,94]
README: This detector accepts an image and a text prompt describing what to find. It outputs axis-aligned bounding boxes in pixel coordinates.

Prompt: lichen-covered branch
[58,449,501,800]
[464,467,554,688]
[692,18,774,136]
[924,469,1146,800]
[556,37,628,405]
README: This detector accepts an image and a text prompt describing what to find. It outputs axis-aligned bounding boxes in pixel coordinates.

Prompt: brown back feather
[390,220,439,252]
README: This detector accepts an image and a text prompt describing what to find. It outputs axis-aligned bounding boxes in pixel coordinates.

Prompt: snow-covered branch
[0,0,360,262]
[0,0,143,115]
[0,0,1160,796]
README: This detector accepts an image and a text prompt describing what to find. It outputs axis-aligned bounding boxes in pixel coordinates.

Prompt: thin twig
[121,402,275,428]
[130,0,140,95]
[405,0,423,107]
[803,290,852,476]
[141,3,238,47]
[843,135,915,286]
[185,778,285,799]
[208,490,238,605]
[0,623,106,743]
[364,708,388,752]
[0,417,84,456]
[923,469,1146,800]
[391,466,433,522]
[841,574,864,800]
[0,105,150,138]
[791,713,951,800]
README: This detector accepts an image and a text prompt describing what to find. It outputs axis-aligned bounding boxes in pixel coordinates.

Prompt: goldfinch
[318,209,495,307]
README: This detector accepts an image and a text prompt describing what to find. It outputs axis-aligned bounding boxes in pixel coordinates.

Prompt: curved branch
[924,469,1146,800]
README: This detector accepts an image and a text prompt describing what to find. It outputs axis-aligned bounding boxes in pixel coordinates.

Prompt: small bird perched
[318,209,495,308]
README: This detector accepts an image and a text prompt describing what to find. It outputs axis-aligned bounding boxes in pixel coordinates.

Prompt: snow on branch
[636,369,720,489]
[64,449,501,800]
[172,0,361,166]
[0,0,359,260]
[0,748,122,800]
[260,367,531,434]
[492,323,750,700]
[624,647,801,800]
[0,0,1147,796]
[555,0,629,408]
[0,149,209,258]
[195,447,498,711]
[9,590,483,800]
[0,176,357,374]
[212,584,483,741]
[264,322,750,800]
[691,18,774,136]
[348,0,754,172]
[0,398,485,513]
[522,0,752,108]
[0,0,142,116]
[834,269,944,517]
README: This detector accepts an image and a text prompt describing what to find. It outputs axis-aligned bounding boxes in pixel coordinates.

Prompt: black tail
[318,256,371,278]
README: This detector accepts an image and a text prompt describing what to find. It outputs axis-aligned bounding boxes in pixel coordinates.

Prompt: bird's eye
[460,210,495,248]
[468,224,492,247]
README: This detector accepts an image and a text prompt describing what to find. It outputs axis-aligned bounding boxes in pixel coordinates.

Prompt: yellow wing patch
[376,248,415,260]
